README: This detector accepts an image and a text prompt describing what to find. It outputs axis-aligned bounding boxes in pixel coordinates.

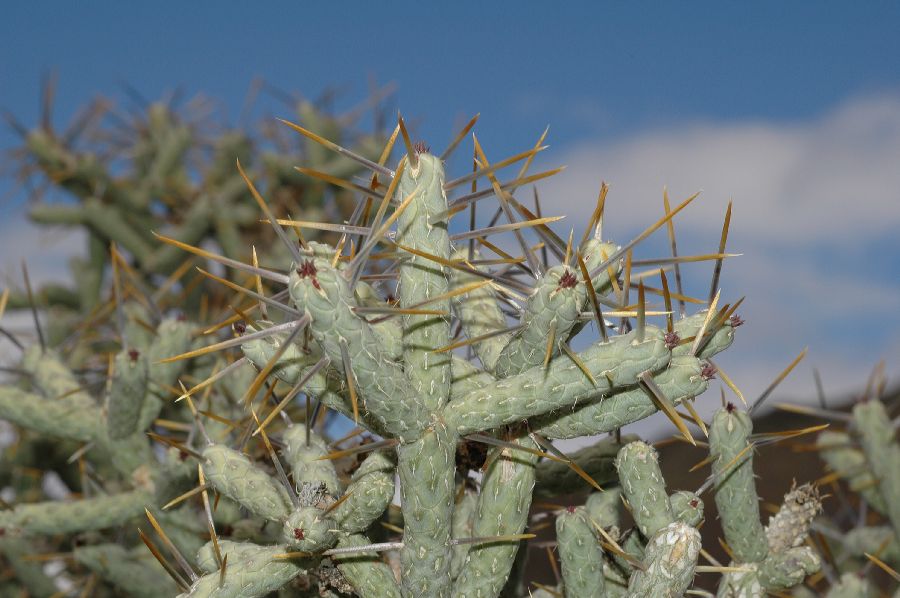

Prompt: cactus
[1,94,845,598]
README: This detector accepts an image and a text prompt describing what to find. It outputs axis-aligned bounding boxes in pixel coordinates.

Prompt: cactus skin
[616,441,674,538]
[332,534,403,598]
[282,506,338,551]
[557,506,607,598]
[669,491,704,528]
[332,450,396,534]
[397,424,456,598]
[533,355,709,440]
[179,544,310,598]
[709,406,768,564]
[816,430,887,513]
[450,489,478,579]
[0,488,153,536]
[454,433,539,598]
[107,348,149,439]
[534,434,633,498]
[283,427,342,496]
[445,326,670,435]
[626,522,701,598]
[852,398,900,543]
[492,265,587,378]
[202,444,292,521]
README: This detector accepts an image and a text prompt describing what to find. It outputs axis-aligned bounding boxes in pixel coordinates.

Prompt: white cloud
[538,92,900,427]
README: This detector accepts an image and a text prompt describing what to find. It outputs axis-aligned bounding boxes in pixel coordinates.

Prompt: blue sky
[1,3,899,428]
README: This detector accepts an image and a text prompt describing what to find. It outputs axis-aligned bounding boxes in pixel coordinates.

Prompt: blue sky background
[2,2,899,432]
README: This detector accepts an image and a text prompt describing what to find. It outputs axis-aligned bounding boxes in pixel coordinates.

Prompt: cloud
[537,92,900,428]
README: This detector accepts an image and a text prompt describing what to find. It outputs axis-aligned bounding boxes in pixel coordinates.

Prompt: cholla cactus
[787,369,900,596]
[0,106,835,598]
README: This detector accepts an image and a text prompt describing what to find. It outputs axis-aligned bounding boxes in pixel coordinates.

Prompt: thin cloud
[538,92,900,430]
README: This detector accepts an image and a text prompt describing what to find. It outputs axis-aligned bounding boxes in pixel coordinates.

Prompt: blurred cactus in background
[0,80,897,597]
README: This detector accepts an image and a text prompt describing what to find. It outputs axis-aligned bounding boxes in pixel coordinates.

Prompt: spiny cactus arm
[178,544,311,598]
[450,488,478,580]
[107,348,149,440]
[74,543,178,598]
[852,398,900,543]
[332,450,396,534]
[533,434,635,499]
[448,248,512,372]
[668,490,704,527]
[396,152,453,411]
[332,533,403,598]
[450,354,496,399]
[625,522,701,598]
[146,195,215,272]
[816,430,887,513]
[397,423,456,598]
[0,488,153,536]
[282,426,341,496]
[586,487,624,530]
[493,265,587,378]
[21,344,95,405]
[756,546,821,592]
[140,317,194,429]
[240,326,386,436]
[454,432,538,598]
[0,386,99,442]
[615,441,675,538]
[196,540,268,573]
[532,355,708,439]
[30,197,156,265]
[288,258,427,441]
[281,506,338,551]
[201,444,292,522]
[709,406,768,564]
[0,537,59,597]
[672,310,737,359]
[556,506,608,598]
[444,326,670,436]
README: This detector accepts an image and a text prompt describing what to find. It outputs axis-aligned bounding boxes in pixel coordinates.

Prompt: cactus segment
[288,257,427,441]
[852,398,900,543]
[283,426,341,496]
[450,489,478,580]
[397,423,456,597]
[201,444,292,521]
[669,491,704,528]
[709,406,768,564]
[444,326,670,435]
[449,248,512,372]
[282,505,338,551]
[396,153,453,411]
[332,450,396,533]
[0,489,153,536]
[626,522,701,598]
[179,544,310,598]
[556,506,607,598]
[75,544,179,598]
[107,348,149,439]
[534,434,634,498]
[332,533,403,598]
[615,441,674,538]
[454,433,538,598]
[493,265,587,378]
[533,355,707,439]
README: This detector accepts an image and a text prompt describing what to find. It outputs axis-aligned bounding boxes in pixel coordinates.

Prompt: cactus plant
[0,95,849,597]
